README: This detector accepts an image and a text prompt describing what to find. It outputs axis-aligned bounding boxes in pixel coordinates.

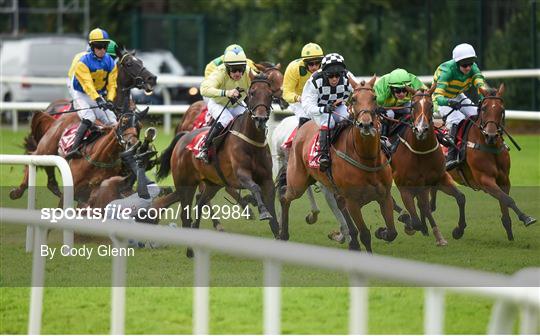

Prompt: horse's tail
[156,132,186,181]
[31,111,55,144]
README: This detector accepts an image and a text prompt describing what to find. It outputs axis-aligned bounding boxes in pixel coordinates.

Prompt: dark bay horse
[279,76,396,252]
[432,84,536,240]
[390,85,467,246]
[10,47,156,203]
[155,72,279,256]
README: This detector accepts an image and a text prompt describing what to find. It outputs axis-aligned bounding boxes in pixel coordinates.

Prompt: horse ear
[275,63,281,70]
[368,75,377,87]
[249,69,256,81]
[348,74,358,89]
[427,81,437,95]
[479,86,490,97]
[254,63,264,72]
[137,106,149,119]
[496,83,505,97]
[115,44,124,60]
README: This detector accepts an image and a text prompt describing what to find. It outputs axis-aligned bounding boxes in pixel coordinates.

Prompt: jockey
[204,44,257,79]
[374,68,427,139]
[433,43,487,170]
[65,28,118,160]
[302,53,354,172]
[197,45,255,163]
[282,42,324,128]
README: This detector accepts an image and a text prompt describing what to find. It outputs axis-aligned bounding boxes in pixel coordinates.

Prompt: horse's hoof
[9,188,23,200]
[521,216,537,227]
[327,230,346,244]
[305,211,319,224]
[398,212,411,226]
[186,248,194,258]
[278,233,289,241]
[452,227,464,240]
[404,227,416,236]
[259,210,272,221]
[48,184,62,198]
[420,227,429,236]
[243,194,257,207]
[348,242,360,251]
[214,223,225,232]
[374,227,386,240]
[436,239,448,246]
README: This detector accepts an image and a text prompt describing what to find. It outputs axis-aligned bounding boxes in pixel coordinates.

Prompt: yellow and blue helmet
[223,45,247,66]
[88,28,111,44]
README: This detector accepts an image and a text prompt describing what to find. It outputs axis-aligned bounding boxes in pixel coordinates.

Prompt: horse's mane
[484,88,498,97]
[253,73,270,81]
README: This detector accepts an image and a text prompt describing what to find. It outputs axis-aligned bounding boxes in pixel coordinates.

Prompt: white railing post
[349,273,367,335]
[488,300,518,334]
[28,226,46,335]
[110,236,128,335]
[26,163,36,252]
[12,109,18,132]
[57,157,74,249]
[193,248,210,335]
[424,287,445,335]
[520,305,539,334]
[263,260,281,335]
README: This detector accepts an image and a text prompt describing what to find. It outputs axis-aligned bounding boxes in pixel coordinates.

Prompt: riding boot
[445,124,460,171]
[135,150,157,199]
[65,119,92,160]
[380,121,392,149]
[298,117,310,128]
[119,143,140,190]
[318,129,331,172]
[196,123,225,164]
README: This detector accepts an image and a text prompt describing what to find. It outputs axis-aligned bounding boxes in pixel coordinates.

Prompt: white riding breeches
[311,104,348,129]
[436,93,477,129]
[70,89,117,125]
[290,102,309,119]
[207,98,246,127]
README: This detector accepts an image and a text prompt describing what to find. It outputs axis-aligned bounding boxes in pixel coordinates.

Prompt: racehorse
[155,72,279,256]
[389,85,467,246]
[431,84,536,240]
[272,115,350,243]
[10,47,156,203]
[278,76,397,252]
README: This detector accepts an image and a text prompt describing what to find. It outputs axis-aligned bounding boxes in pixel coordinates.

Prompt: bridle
[350,86,377,129]
[477,96,505,138]
[119,52,150,90]
[246,76,274,120]
[115,112,140,147]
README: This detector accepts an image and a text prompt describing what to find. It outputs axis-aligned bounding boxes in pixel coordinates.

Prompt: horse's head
[116,46,157,95]
[407,82,436,140]
[247,72,274,130]
[349,75,378,137]
[115,107,149,149]
[255,62,286,108]
[478,84,505,145]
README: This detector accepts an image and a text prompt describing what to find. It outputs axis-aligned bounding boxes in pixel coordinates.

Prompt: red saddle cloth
[307,133,321,169]
[435,120,469,157]
[192,106,212,131]
[58,123,91,157]
[186,130,210,156]
[280,127,298,150]
[52,103,72,120]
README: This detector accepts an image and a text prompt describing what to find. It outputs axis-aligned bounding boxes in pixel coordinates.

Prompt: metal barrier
[1,207,539,335]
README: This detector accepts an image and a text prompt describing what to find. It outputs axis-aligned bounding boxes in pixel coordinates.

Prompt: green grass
[1,127,539,334]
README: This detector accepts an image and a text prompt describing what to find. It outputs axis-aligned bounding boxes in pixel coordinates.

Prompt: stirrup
[65,149,81,160]
[196,149,209,163]
[319,156,330,171]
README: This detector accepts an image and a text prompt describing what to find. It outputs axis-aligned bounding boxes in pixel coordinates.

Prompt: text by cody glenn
[41,244,135,260]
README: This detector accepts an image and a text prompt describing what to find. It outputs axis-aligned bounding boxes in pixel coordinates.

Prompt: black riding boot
[445,124,460,171]
[318,129,331,172]
[196,123,225,164]
[65,118,92,160]
[380,121,392,148]
[135,150,156,199]
[119,143,140,190]
[298,117,310,128]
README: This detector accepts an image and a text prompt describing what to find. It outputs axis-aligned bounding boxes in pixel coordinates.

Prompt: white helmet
[452,43,477,62]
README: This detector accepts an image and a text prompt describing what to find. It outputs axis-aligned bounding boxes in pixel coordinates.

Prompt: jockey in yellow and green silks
[204,44,257,79]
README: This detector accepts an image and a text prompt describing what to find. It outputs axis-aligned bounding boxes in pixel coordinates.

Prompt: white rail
[1,207,539,335]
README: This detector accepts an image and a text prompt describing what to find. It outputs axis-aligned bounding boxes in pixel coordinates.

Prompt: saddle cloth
[58,123,92,156]
[307,133,321,169]
[186,130,209,156]
[280,127,298,150]
[192,105,212,131]
[52,103,72,120]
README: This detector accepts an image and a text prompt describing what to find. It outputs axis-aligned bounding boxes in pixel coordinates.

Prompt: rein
[398,135,440,155]
[334,147,391,172]
[229,130,268,147]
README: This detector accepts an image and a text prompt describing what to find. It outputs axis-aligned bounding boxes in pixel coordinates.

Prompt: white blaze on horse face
[415,98,428,132]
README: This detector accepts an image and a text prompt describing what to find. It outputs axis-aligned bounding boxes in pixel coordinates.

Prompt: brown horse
[278,76,396,252]
[155,72,280,255]
[432,84,536,240]
[10,47,156,203]
[175,62,284,133]
[389,85,467,246]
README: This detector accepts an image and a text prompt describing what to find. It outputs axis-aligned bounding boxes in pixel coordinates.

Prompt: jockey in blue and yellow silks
[65,28,118,160]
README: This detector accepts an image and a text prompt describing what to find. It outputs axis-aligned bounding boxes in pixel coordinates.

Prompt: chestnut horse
[432,84,536,240]
[10,47,156,203]
[155,73,279,255]
[389,85,467,246]
[279,76,396,252]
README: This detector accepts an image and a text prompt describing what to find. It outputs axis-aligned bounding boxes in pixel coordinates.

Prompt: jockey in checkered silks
[373,68,427,147]
[65,28,118,160]
[301,53,355,172]
[433,43,487,170]
[282,42,324,128]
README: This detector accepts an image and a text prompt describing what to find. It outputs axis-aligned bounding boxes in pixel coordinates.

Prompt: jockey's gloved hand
[95,96,111,110]
[104,100,115,111]
[448,100,461,110]
[323,105,335,114]
[375,106,387,115]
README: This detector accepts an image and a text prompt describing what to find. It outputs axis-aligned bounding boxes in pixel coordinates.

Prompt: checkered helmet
[321,53,346,73]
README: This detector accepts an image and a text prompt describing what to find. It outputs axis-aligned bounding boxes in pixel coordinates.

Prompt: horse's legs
[45,167,62,198]
[345,199,371,253]
[399,188,427,235]
[192,184,221,230]
[418,190,447,246]
[236,169,272,221]
[260,178,280,238]
[304,186,320,224]
[323,187,350,244]
[437,174,467,239]
[178,185,197,258]
[279,175,309,241]
[430,187,438,212]
[478,175,536,235]
[392,196,412,228]
[499,183,514,241]
[225,187,255,220]
[9,166,29,200]
[335,196,360,250]
[374,193,398,242]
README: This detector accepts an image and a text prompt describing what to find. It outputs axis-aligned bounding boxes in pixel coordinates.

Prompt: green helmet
[107,40,117,59]
[388,68,411,88]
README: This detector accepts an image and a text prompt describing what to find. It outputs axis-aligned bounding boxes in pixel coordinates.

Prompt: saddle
[58,122,103,157]
[186,115,240,162]
[307,120,351,169]
[434,118,475,165]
